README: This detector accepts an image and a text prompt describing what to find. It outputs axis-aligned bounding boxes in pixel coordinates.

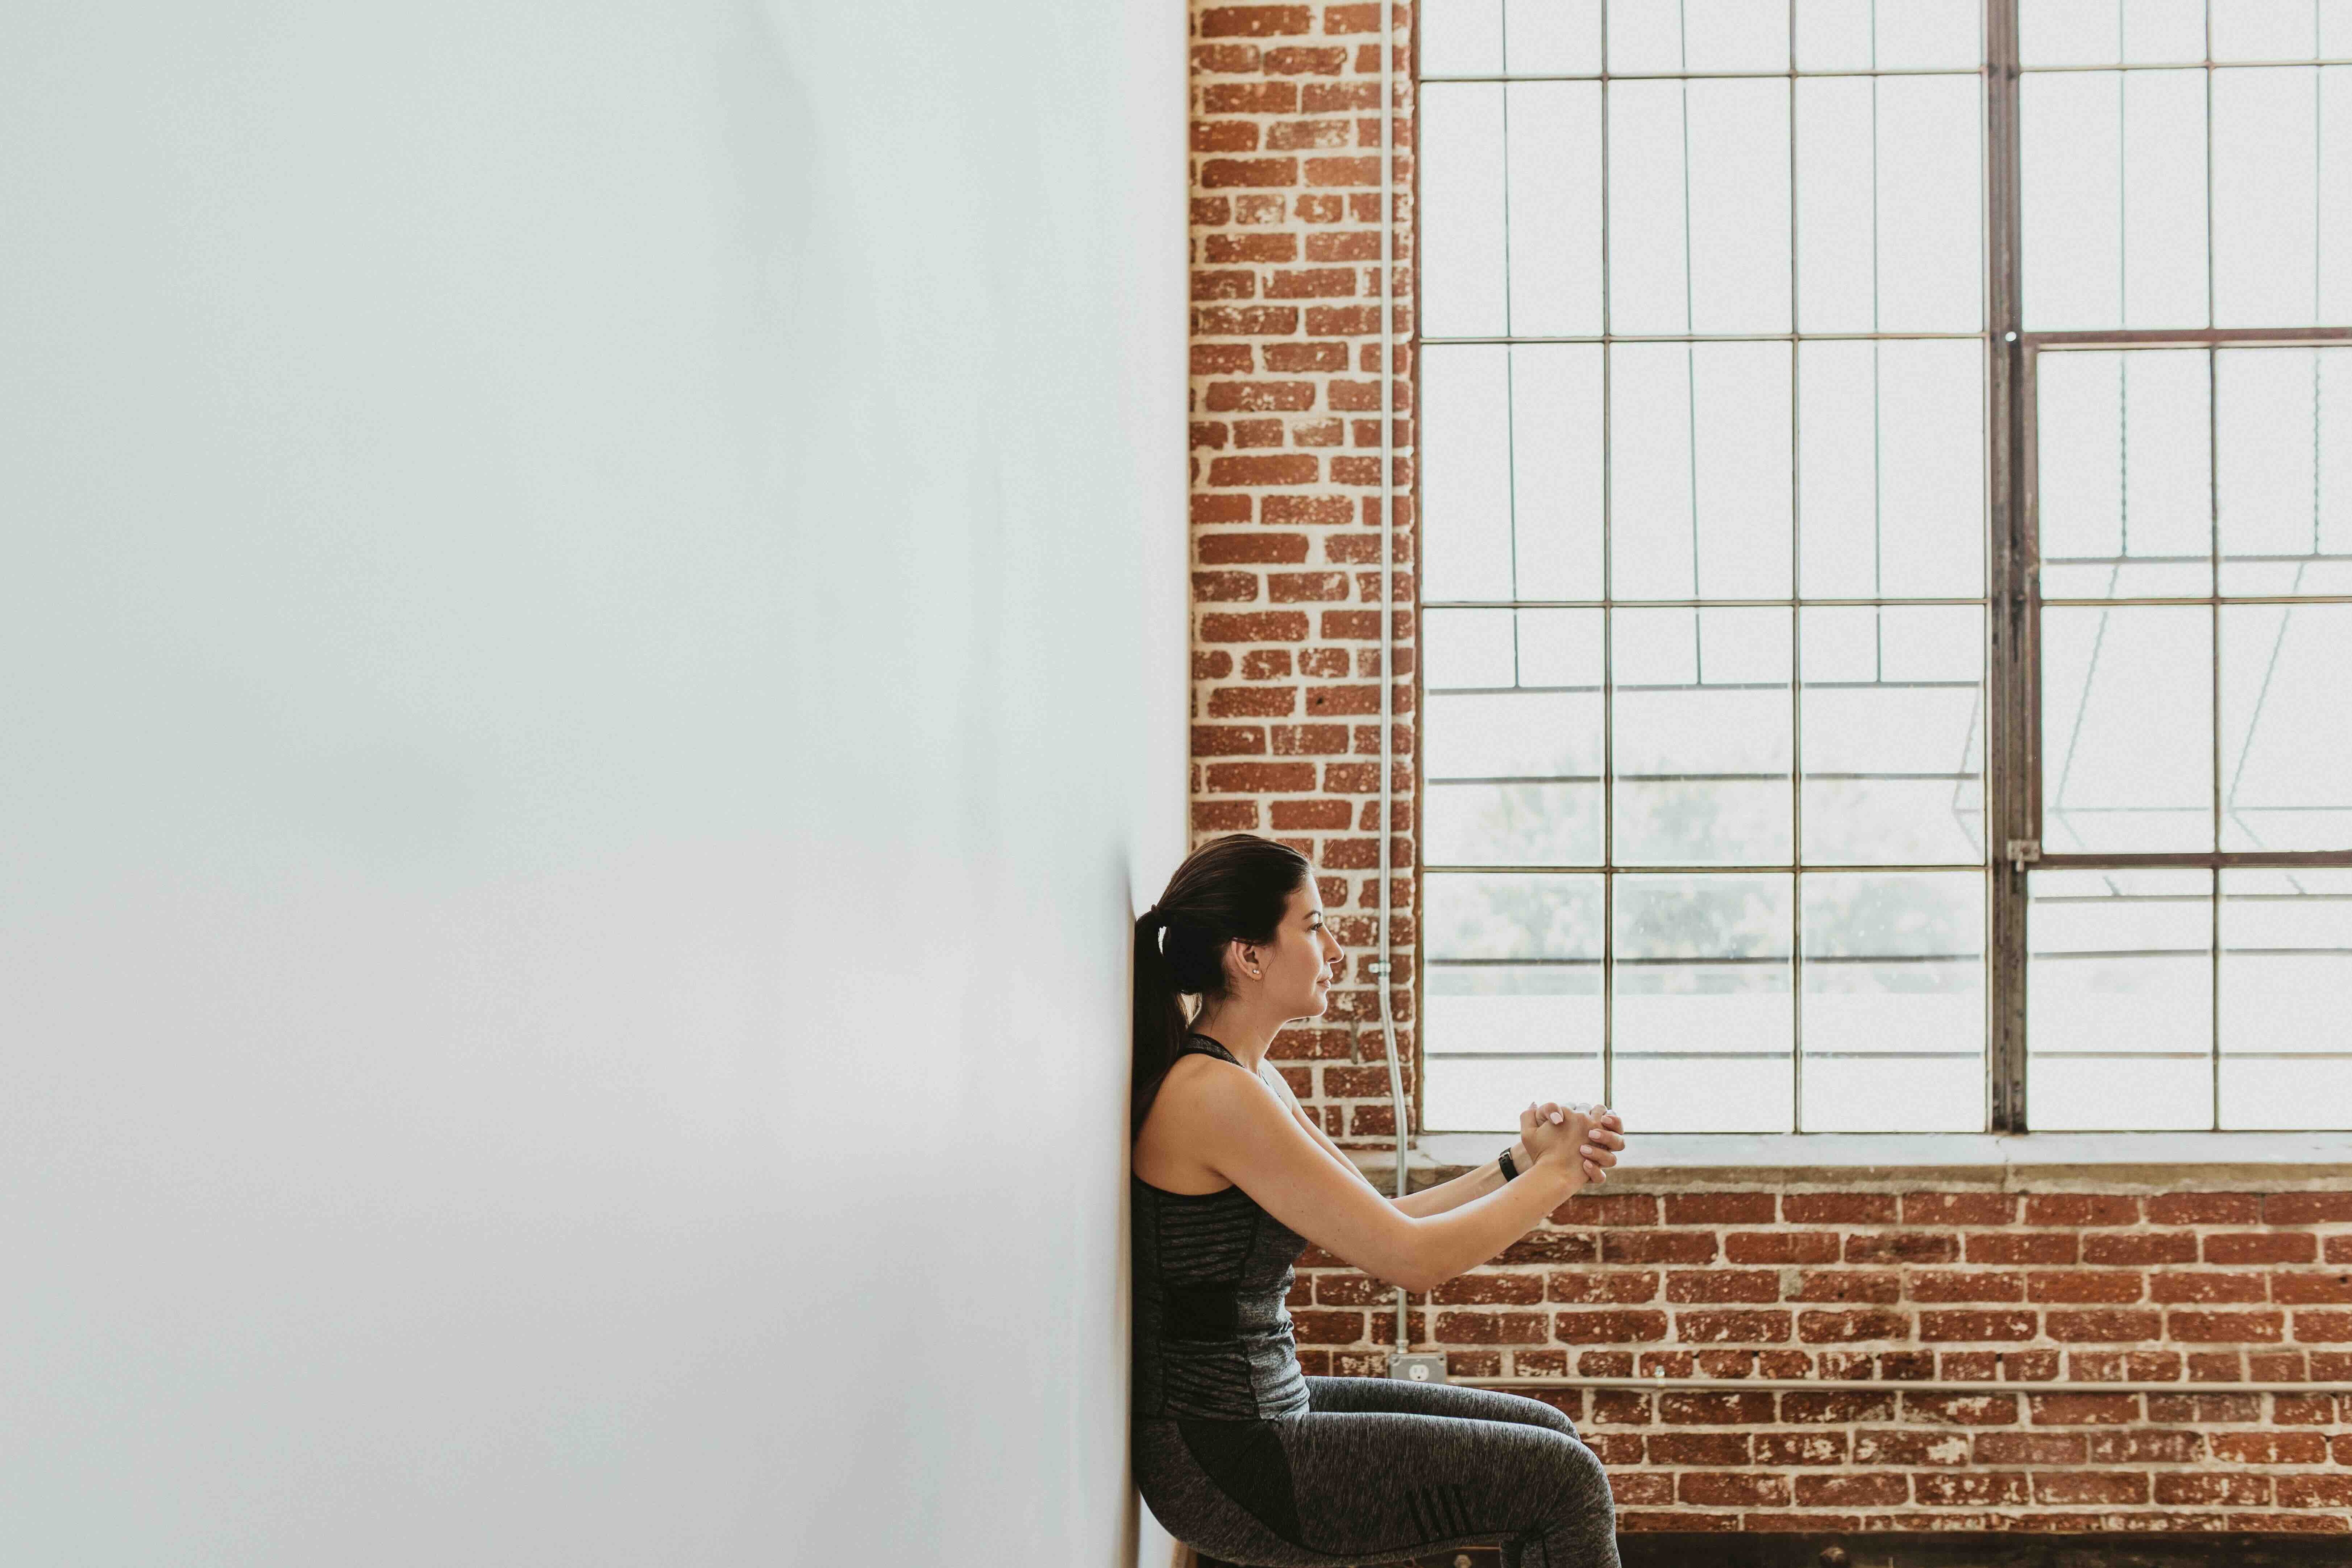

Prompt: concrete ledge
[1352,1130,2352,1191]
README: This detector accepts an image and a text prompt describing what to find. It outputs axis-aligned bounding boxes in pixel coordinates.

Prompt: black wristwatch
[1497,1143,1520,1182]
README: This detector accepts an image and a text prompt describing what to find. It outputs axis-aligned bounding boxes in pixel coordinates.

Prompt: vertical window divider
[1599,1,1616,1113]
[1789,0,1806,1134]
[1986,0,2033,1132]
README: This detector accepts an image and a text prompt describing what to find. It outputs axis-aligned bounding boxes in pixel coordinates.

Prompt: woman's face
[1243,880,1345,1020]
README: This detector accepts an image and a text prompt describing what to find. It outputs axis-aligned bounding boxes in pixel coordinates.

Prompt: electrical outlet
[1385,1353,1448,1384]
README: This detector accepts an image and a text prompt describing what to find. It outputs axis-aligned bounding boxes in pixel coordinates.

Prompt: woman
[1132,833,1628,1568]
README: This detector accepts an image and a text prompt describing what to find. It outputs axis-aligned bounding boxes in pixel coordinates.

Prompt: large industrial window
[1416,1,2352,1134]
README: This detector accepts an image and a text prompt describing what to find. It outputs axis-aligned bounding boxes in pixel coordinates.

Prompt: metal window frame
[1415,2,2352,1138]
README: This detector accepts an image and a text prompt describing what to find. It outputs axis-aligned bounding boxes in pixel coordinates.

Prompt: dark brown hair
[1132,832,1313,1130]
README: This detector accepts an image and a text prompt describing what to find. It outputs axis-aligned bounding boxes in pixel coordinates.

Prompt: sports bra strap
[1180,1032,1240,1066]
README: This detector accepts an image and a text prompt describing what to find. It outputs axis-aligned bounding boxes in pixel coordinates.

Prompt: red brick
[1921,1310,2040,1342]
[1610,1473,1675,1506]
[1201,81,1297,113]
[1206,454,1319,486]
[2167,1309,2285,1341]
[1974,1432,2086,1464]
[2157,1472,2271,1506]
[1496,1232,1597,1264]
[1781,1390,1898,1423]
[2083,1231,2197,1265]
[2211,1431,2330,1464]
[1784,1193,1898,1224]
[1201,157,1300,189]
[2274,1271,2352,1303]
[2150,1270,2267,1303]
[1200,610,1310,643]
[1647,1432,1748,1465]
[2023,1194,2142,1226]
[2278,1475,2352,1509]
[2267,1193,2352,1224]
[1665,1193,1777,1225]
[1857,1430,1974,1466]
[1678,1472,1790,1508]
[1600,1231,1718,1265]
[1845,1232,1959,1264]
[1198,532,1309,565]
[1911,1271,2024,1303]
[1665,1270,1779,1304]
[1546,1271,1659,1305]
[2044,1309,2162,1342]
[1913,1472,2029,1506]
[2148,1191,2263,1225]
[1660,1391,1776,1425]
[2026,1270,2145,1303]
[1904,1191,2018,1226]
[1552,1310,1668,1343]
[2026,1392,2140,1425]
[2205,1231,2316,1264]
[2297,1310,2352,1340]
[2034,1472,2148,1505]
[1205,380,1318,413]
[1428,1272,1542,1305]
[1264,45,1349,75]
[1431,1310,1547,1344]
[1799,1309,1911,1343]
[1200,5,1315,37]
[1288,1309,1366,1343]
[1793,1270,1901,1303]
[1727,1232,1841,1264]
[1204,760,1316,791]
[1615,1511,1740,1533]
[2087,1428,2201,1462]
[1755,1431,1852,1465]
[2275,1393,2339,1423]
[1796,1474,1908,1506]
[1677,1310,1792,1343]
[1899,1393,2018,1425]
[1967,1231,2081,1264]
[1190,722,1266,754]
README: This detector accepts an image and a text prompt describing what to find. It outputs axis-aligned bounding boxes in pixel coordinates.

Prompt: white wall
[0,4,1186,1563]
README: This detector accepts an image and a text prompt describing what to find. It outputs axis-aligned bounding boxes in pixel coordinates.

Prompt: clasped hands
[1517,1100,1628,1191]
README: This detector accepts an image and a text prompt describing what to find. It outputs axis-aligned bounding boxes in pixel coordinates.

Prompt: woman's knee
[1536,1428,1613,1509]
[1509,1393,1580,1440]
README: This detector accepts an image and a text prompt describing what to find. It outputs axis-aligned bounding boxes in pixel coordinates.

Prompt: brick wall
[1188,0,1418,1144]
[1182,1,2351,1547]
[1294,1178,2352,1535]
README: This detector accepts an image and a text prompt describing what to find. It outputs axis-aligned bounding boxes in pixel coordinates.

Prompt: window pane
[1507,0,1602,75]
[1611,341,1792,602]
[2021,70,2210,331]
[1801,606,1986,865]
[1509,345,1606,600]
[1614,607,1793,866]
[1505,82,1603,337]
[1796,74,1982,334]
[1608,79,1791,334]
[2041,605,2214,853]
[2211,0,2336,62]
[1424,872,1606,1130]
[1422,0,1504,76]
[1611,0,1788,75]
[2217,347,2352,596]
[2020,0,2207,66]
[1798,339,1985,599]
[2028,868,2213,1130]
[1421,345,1513,599]
[2220,603,2352,851]
[2218,868,2352,1130]
[1421,84,1509,338]
[2213,66,2320,328]
[2036,349,2212,600]
[1614,874,1795,1132]
[1798,0,1982,72]
[1801,871,1987,1132]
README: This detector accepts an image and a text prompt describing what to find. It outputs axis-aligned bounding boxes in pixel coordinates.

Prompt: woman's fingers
[1579,1143,1618,1167]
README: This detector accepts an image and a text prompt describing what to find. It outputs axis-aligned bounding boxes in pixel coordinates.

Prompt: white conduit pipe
[1471,1378,2352,1396]
[1375,1,1408,1357]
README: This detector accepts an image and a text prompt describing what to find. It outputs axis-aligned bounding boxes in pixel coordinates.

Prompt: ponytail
[1131,834,1312,1130]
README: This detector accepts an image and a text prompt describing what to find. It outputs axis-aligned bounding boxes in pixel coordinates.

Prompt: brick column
[1189,1,1417,1144]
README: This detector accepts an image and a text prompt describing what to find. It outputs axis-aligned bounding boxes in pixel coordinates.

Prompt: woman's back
[1130,1034,1310,1422]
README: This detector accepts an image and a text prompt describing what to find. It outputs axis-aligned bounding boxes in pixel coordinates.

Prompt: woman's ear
[1225,937,1264,983]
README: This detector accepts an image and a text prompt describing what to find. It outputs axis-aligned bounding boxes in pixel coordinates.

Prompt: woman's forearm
[1388,1160,1581,1291]
[1392,1140,1528,1217]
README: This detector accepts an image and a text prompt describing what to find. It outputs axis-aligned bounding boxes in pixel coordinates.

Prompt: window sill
[1370,1130,2352,1186]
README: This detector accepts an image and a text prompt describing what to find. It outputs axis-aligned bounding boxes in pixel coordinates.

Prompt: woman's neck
[1187,998,1285,1074]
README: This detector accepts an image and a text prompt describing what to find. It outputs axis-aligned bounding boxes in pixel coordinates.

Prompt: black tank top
[1131,1034,1312,1421]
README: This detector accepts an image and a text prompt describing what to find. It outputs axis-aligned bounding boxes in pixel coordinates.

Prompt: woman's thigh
[1304,1374,1582,1437]
[1138,1405,1614,1568]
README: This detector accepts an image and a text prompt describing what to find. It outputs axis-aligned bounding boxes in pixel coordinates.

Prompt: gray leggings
[1135,1376,1620,1568]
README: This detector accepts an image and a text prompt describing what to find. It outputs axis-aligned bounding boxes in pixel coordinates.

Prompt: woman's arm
[1258,1066,1616,1217]
[1165,1057,1593,1292]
